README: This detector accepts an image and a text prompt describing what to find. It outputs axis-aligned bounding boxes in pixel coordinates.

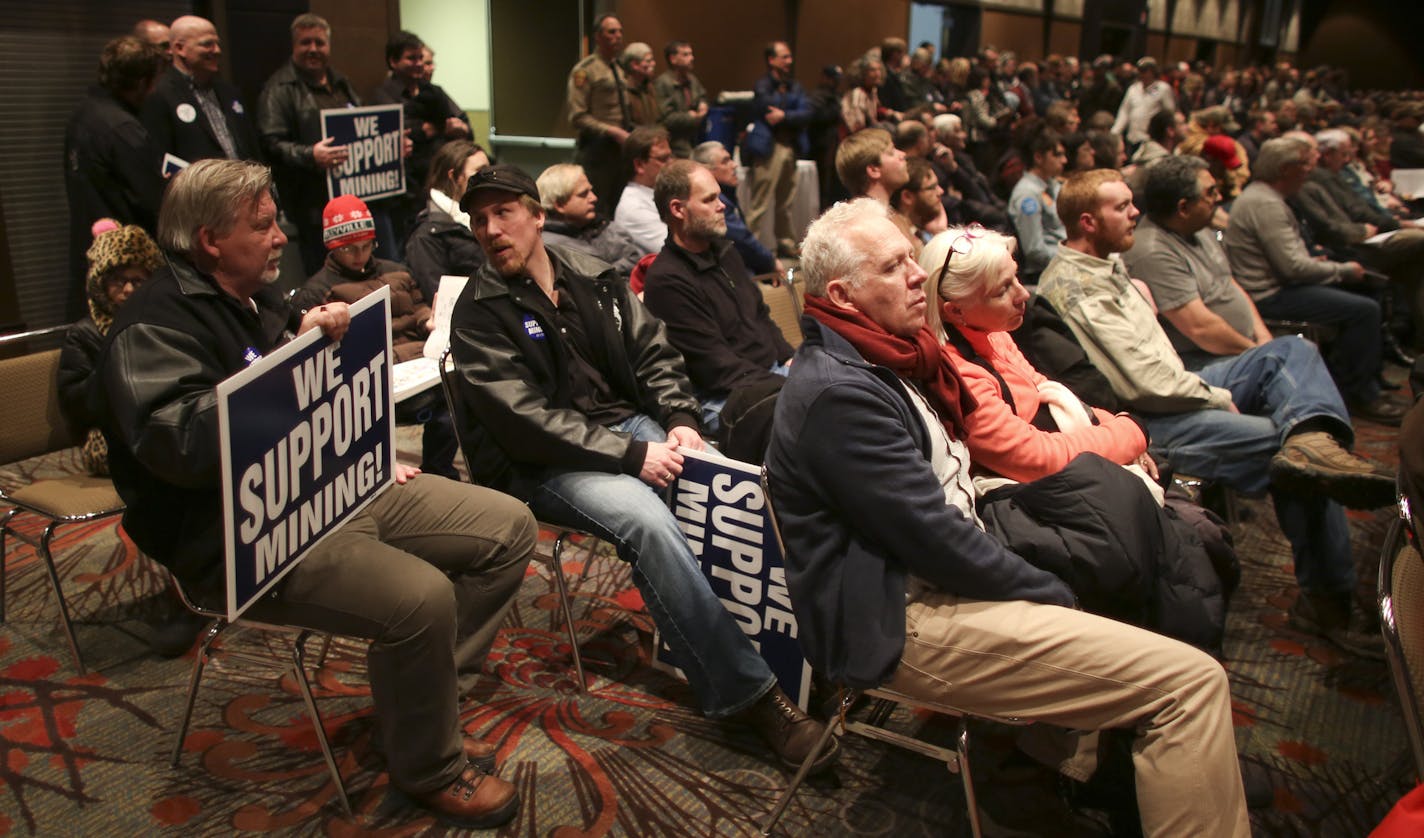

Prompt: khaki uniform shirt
[567,54,628,137]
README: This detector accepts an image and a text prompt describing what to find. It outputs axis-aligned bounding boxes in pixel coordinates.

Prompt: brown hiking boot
[1268,431,1395,509]
[462,736,497,774]
[739,685,840,772]
[416,759,520,829]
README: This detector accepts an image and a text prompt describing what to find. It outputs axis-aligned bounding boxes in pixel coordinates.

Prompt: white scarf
[429,189,471,230]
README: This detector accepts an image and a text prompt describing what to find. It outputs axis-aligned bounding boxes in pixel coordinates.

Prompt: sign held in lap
[218,288,395,619]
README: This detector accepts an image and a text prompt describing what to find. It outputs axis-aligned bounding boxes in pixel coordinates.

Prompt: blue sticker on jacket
[242,346,262,365]
[1019,196,1040,215]
[522,316,545,340]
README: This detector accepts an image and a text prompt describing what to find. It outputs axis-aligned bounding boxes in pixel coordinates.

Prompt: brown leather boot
[739,685,840,772]
[462,737,498,774]
[416,759,520,829]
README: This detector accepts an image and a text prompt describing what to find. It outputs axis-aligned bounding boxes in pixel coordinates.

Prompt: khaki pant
[746,140,798,249]
[248,475,536,794]
[887,591,1250,837]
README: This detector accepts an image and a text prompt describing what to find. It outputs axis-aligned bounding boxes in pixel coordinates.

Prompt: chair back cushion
[0,349,75,463]
[759,280,803,350]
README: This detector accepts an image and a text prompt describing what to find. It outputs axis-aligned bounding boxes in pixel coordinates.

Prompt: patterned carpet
[0,414,1415,836]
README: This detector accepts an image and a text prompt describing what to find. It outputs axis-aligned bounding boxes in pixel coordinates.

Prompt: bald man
[131,19,171,57]
[141,15,262,166]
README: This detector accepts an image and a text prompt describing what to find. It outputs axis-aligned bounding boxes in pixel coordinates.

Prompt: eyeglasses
[935,223,986,289]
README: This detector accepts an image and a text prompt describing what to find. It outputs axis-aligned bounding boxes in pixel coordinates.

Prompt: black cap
[460,163,540,211]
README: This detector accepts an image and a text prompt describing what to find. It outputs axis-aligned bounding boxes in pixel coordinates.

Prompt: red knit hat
[322,194,376,250]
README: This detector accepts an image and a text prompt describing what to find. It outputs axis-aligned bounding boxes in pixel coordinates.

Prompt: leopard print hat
[84,223,162,333]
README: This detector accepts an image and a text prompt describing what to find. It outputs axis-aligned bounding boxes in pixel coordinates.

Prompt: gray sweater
[1223,181,1353,300]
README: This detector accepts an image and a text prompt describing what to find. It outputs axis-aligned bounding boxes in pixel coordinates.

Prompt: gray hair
[801,199,890,297]
[158,159,273,255]
[619,42,652,72]
[535,163,586,211]
[1141,155,1209,220]
[932,113,962,144]
[691,141,726,166]
[1315,128,1351,152]
[1254,136,1313,182]
[290,13,329,39]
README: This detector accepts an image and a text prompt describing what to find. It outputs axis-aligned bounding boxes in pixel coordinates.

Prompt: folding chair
[436,348,604,691]
[0,327,126,673]
[758,466,1029,838]
[1380,483,1424,781]
[759,273,804,350]
[167,577,354,818]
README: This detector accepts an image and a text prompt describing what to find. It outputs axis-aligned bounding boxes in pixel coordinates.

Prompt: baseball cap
[459,163,540,212]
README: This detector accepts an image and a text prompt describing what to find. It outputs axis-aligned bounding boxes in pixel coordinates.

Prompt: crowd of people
[48,10,1424,833]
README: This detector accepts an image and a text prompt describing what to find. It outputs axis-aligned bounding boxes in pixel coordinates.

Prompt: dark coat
[402,204,486,301]
[449,245,700,499]
[293,256,432,362]
[256,62,361,228]
[142,66,263,165]
[765,316,1074,689]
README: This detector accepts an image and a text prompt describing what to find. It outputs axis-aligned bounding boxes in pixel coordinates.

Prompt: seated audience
[96,159,536,828]
[690,141,784,278]
[835,127,915,252]
[1040,168,1395,657]
[642,160,794,459]
[931,114,1010,230]
[536,163,643,277]
[1218,140,1402,422]
[1008,128,1067,282]
[613,126,674,254]
[59,221,161,477]
[293,195,459,478]
[403,140,488,301]
[450,163,837,772]
[765,198,1250,837]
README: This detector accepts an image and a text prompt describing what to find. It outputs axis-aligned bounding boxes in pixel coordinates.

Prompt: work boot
[1268,431,1395,509]
[739,685,840,772]
[462,737,498,774]
[416,759,520,829]
[1288,590,1385,660]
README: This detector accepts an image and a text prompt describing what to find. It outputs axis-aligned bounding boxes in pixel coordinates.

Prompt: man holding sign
[96,159,536,829]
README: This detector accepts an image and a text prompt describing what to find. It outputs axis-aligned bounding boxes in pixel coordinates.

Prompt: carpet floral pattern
[0,421,1415,835]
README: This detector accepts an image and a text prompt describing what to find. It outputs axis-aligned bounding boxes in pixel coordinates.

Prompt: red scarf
[805,294,976,439]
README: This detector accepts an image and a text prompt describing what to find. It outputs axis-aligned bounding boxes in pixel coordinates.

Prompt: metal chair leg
[37,523,84,673]
[549,531,588,691]
[170,618,227,766]
[292,630,353,818]
[0,507,16,624]
[314,633,334,669]
[957,718,984,838]
[760,690,854,835]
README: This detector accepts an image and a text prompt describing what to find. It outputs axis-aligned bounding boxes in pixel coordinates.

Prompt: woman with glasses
[58,220,161,476]
[920,225,1153,484]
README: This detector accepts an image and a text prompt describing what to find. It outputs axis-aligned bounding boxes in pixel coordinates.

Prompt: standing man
[1039,168,1394,657]
[1112,58,1175,151]
[131,19,171,55]
[655,41,709,158]
[257,13,361,276]
[97,159,536,828]
[642,160,794,456]
[64,36,167,319]
[369,30,472,258]
[450,164,837,772]
[143,16,262,167]
[743,41,811,258]
[567,14,631,219]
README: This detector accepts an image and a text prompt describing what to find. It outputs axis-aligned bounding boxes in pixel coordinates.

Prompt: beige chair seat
[9,474,123,519]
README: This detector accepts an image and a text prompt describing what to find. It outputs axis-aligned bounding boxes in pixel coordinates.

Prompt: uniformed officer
[567,14,631,218]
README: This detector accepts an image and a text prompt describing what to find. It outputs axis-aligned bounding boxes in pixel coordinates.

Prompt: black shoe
[739,685,840,772]
[1347,396,1408,426]
[1289,591,1386,660]
[149,610,207,658]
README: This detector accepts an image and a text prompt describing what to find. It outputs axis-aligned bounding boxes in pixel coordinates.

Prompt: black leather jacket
[97,253,296,595]
[256,62,361,227]
[449,244,699,499]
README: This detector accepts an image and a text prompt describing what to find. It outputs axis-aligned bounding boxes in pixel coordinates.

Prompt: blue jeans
[699,362,791,434]
[1144,337,1355,594]
[1254,285,1381,403]
[530,414,776,717]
